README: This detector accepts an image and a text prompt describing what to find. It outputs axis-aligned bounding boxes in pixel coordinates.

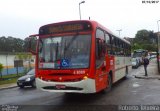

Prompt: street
[0,59,160,111]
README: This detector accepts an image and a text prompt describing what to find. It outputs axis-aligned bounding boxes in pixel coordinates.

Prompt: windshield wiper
[63,34,79,58]
[55,42,59,61]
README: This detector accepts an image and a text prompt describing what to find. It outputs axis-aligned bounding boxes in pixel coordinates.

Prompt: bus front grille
[42,86,83,90]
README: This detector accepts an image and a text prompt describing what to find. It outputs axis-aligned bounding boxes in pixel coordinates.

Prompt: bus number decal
[73,70,85,74]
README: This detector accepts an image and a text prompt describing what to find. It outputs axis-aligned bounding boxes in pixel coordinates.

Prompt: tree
[132,43,142,51]
[0,36,7,52]
[133,30,157,51]
[0,36,25,52]
[0,63,3,78]
[134,30,150,44]
[24,37,37,52]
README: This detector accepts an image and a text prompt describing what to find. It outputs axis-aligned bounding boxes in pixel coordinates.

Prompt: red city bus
[28,20,132,93]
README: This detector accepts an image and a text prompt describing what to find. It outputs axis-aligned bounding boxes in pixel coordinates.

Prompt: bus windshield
[38,34,91,69]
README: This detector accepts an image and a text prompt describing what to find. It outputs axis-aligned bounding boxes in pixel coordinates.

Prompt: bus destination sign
[49,24,83,33]
[39,22,92,35]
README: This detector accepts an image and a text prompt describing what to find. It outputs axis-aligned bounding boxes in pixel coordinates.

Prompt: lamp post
[79,1,85,20]
[116,29,122,37]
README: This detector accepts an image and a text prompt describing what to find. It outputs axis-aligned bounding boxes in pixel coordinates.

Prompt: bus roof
[92,20,130,45]
[39,20,130,45]
[40,20,114,35]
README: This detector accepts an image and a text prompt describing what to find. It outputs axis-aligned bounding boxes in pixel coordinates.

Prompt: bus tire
[102,74,112,93]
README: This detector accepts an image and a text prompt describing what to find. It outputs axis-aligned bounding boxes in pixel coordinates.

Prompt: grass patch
[1,73,24,79]
[0,73,25,85]
[0,77,19,85]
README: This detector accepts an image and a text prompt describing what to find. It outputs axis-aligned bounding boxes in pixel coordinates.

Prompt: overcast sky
[0,0,160,39]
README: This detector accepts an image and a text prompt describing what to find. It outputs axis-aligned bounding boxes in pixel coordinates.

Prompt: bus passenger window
[105,33,110,44]
[105,33,111,55]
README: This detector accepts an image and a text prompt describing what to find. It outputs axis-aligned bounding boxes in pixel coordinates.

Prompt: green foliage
[132,30,157,52]
[15,53,32,71]
[0,73,24,85]
[0,77,18,85]
[16,53,32,60]
[132,43,142,50]
[0,36,24,52]
[0,63,3,72]
[0,63,3,78]
[0,36,37,53]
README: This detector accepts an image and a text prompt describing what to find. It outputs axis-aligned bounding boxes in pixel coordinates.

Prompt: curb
[135,75,160,80]
[0,85,17,90]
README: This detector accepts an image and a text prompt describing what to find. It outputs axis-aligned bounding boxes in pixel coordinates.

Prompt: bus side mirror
[26,35,38,55]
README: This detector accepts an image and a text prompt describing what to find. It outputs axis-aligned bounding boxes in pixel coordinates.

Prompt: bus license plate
[55,85,66,89]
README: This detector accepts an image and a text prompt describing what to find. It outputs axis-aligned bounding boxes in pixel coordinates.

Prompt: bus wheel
[102,74,112,93]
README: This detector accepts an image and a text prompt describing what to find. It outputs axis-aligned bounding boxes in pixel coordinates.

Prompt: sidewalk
[134,58,160,79]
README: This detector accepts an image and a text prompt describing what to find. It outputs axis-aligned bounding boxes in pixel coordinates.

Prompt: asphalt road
[1,60,160,111]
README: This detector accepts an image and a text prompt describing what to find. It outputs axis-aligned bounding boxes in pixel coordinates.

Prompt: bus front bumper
[36,78,96,93]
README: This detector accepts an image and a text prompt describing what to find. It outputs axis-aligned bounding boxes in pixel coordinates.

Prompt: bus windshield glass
[38,34,91,69]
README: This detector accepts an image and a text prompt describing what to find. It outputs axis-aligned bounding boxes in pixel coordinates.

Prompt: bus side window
[112,37,116,55]
[96,29,105,67]
[105,33,111,54]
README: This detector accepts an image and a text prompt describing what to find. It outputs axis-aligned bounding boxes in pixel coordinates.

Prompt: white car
[132,58,139,68]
